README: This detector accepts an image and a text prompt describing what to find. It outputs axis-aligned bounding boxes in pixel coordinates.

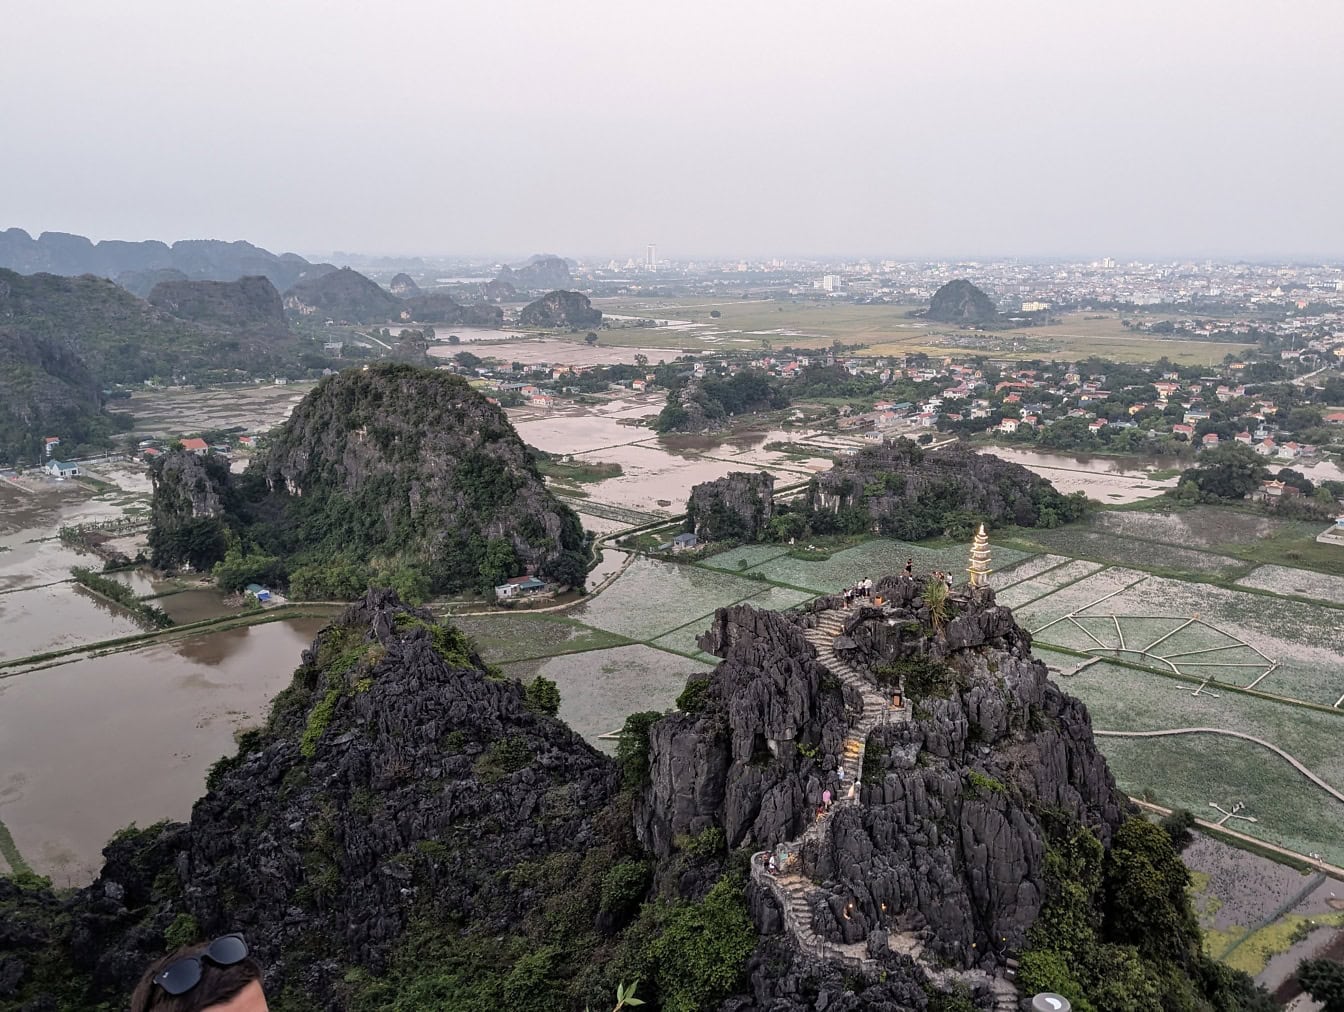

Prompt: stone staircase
[749,604,1020,1010]
[803,608,910,791]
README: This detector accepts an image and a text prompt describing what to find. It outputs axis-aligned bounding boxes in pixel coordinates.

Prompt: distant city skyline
[6,1,1343,259]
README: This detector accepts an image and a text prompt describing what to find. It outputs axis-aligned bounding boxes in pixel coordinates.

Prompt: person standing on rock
[130,934,267,1012]
[822,788,832,811]
[905,557,914,575]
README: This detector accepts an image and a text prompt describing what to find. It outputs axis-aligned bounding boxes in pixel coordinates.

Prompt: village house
[494,576,548,599]
[1172,423,1195,439]
[179,437,209,456]
[671,532,699,551]
[1201,433,1220,448]
[44,460,80,478]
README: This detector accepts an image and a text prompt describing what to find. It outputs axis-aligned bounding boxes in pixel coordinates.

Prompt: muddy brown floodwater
[0,618,326,884]
[0,584,146,660]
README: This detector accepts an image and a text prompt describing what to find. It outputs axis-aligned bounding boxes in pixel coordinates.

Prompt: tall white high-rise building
[645,244,656,270]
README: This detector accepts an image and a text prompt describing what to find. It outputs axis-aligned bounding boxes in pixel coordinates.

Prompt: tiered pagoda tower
[968,524,991,586]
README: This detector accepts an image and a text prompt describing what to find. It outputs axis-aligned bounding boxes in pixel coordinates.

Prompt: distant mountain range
[0,228,334,295]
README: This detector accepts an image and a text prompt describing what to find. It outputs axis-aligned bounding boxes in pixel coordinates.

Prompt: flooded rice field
[126,382,316,437]
[0,618,326,883]
[502,644,711,753]
[428,339,659,367]
[978,447,1177,503]
[156,588,236,624]
[0,583,146,659]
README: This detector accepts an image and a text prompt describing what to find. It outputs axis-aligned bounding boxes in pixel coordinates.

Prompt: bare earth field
[127,382,317,437]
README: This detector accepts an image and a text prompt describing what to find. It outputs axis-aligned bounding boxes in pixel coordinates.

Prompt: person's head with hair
[129,934,267,1012]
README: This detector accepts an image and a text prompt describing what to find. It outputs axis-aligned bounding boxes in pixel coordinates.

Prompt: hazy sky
[5,0,1342,260]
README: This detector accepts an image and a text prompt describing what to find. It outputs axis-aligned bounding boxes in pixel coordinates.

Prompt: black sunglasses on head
[153,933,250,996]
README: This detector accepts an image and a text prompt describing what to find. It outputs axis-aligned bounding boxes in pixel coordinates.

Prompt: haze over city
[5,0,1344,260]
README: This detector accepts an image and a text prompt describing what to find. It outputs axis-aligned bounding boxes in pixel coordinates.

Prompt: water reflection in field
[0,618,325,884]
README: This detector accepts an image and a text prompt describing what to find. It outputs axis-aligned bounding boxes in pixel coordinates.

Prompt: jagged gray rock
[686,471,775,542]
[641,575,1128,1005]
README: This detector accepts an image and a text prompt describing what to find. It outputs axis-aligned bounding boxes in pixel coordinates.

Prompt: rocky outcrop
[148,276,288,336]
[518,290,601,330]
[810,438,1082,536]
[283,267,401,323]
[686,471,775,542]
[641,578,1128,991]
[146,450,232,569]
[495,255,572,291]
[636,604,849,859]
[249,364,587,590]
[926,279,999,325]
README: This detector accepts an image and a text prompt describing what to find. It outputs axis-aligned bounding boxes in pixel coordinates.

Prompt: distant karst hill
[148,364,589,597]
[388,272,421,296]
[925,278,999,325]
[0,268,294,388]
[0,227,334,294]
[283,267,505,327]
[147,275,289,336]
[0,329,112,465]
[283,266,402,324]
[495,254,572,291]
[518,289,602,330]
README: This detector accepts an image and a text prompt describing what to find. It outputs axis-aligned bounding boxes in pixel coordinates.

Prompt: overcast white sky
[4,0,1342,260]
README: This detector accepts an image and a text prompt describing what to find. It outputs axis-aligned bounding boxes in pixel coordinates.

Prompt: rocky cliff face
[926,279,999,325]
[518,289,601,330]
[637,604,849,859]
[641,579,1127,986]
[146,450,233,569]
[148,276,289,336]
[687,471,775,542]
[283,267,401,324]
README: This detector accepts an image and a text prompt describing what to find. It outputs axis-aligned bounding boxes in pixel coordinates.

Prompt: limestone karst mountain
[0,581,1271,1010]
[926,278,999,325]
